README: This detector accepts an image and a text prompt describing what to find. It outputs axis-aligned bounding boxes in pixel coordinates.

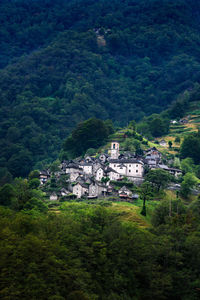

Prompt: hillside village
[40,142,182,201]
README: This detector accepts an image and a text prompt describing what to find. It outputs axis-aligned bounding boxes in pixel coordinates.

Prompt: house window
[129,170,131,173]
[129,165,131,167]
[136,170,138,173]
[113,144,115,149]
[114,164,116,167]
[136,165,138,167]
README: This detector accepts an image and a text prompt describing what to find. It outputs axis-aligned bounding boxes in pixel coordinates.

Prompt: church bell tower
[110,142,119,159]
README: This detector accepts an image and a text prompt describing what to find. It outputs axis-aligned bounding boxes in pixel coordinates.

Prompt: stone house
[157,164,182,177]
[95,167,105,181]
[88,182,107,197]
[79,162,93,175]
[145,147,161,161]
[70,171,83,182]
[66,163,82,174]
[72,183,89,198]
[92,160,104,174]
[39,170,50,185]
[118,186,132,198]
[159,140,167,147]
[104,167,120,181]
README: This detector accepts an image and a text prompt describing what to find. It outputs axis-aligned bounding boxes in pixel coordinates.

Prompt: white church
[109,142,144,182]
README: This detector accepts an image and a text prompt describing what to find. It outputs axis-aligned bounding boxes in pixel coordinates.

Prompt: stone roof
[104,167,117,174]
[119,186,131,193]
[80,162,93,166]
[109,159,143,164]
[74,182,89,189]
[66,163,81,169]
[40,170,50,176]
[158,164,169,170]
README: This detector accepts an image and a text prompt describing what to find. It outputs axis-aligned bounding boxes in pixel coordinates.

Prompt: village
[39,141,183,201]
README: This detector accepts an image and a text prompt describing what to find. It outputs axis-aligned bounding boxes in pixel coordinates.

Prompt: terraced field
[154,103,200,155]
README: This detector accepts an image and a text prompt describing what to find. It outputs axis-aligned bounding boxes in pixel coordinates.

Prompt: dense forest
[2,0,200,178]
[1,198,200,300]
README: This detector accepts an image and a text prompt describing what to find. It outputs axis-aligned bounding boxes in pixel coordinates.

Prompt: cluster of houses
[40,142,182,201]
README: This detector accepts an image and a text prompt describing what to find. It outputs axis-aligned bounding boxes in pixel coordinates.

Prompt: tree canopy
[63,118,112,157]
[1,0,200,176]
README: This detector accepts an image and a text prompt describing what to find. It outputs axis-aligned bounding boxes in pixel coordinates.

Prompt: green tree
[180,172,199,198]
[0,183,16,207]
[139,181,154,216]
[28,170,40,180]
[152,199,186,226]
[180,135,200,164]
[175,136,181,143]
[64,118,110,157]
[168,141,173,148]
[29,178,40,189]
[23,197,48,213]
[149,117,169,137]
[128,120,136,131]
[180,157,195,174]
[145,169,171,192]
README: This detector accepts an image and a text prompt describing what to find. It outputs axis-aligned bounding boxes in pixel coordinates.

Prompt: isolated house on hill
[159,140,167,147]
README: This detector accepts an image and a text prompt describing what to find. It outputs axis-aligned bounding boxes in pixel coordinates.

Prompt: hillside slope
[1,0,200,177]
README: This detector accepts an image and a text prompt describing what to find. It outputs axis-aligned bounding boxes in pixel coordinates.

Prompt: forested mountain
[1,0,200,178]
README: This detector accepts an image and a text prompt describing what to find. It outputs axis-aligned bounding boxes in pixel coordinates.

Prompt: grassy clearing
[107,201,150,228]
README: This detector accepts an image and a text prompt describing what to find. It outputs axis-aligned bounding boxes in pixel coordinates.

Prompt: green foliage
[145,169,172,192]
[64,118,111,157]
[150,117,170,137]
[180,172,199,198]
[28,170,40,180]
[180,157,195,174]
[137,115,170,138]
[0,176,46,212]
[0,184,16,207]
[28,178,40,189]
[85,148,96,156]
[175,136,181,143]
[23,197,48,213]
[151,199,186,226]
[139,181,154,216]
[1,0,200,176]
[180,134,200,164]
[168,140,173,148]
[1,200,200,299]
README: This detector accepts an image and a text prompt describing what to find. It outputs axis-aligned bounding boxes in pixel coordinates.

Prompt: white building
[109,159,144,179]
